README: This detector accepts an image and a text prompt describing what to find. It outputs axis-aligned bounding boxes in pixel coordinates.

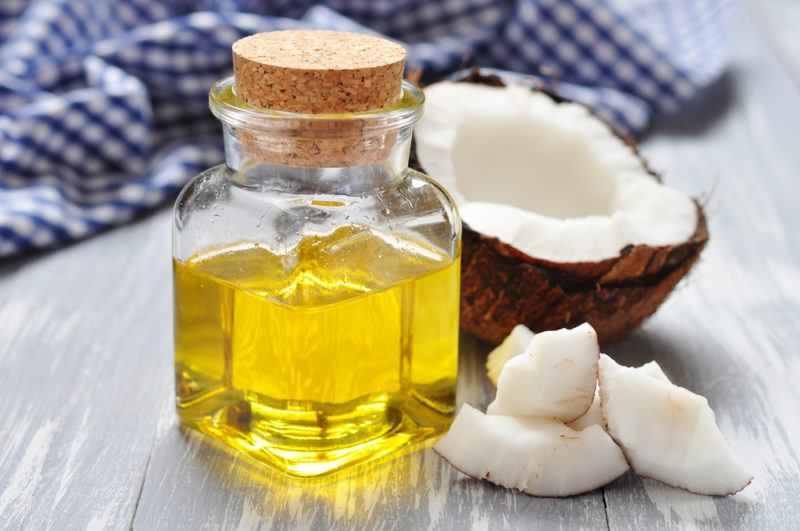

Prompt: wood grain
[750,0,800,91]
[0,209,174,529]
[1,3,800,529]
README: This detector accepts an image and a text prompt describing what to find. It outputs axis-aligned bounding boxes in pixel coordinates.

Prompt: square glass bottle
[171,31,461,478]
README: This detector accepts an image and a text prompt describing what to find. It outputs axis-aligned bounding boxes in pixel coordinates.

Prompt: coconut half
[487,323,599,421]
[413,71,708,343]
[598,354,752,495]
[433,403,629,497]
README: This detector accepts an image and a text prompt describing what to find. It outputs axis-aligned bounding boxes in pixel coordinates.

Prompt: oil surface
[174,226,460,477]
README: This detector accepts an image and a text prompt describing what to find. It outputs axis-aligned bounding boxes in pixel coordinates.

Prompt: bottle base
[177,388,454,478]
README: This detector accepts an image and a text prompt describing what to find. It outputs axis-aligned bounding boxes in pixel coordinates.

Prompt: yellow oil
[173,226,460,478]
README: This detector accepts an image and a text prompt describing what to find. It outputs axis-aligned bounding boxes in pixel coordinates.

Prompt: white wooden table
[2,3,799,529]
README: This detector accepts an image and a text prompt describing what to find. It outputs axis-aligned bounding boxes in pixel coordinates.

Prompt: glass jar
[172,76,461,478]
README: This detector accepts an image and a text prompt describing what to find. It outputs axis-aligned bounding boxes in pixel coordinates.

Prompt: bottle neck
[209,76,424,195]
[222,124,413,195]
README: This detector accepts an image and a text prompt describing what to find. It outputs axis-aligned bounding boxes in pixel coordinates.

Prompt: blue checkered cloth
[0,0,736,257]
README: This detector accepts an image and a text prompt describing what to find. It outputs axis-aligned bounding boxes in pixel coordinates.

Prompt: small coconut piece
[433,404,629,497]
[486,324,534,386]
[598,354,752,495]
[566,389,603,431]
[487,323,598,422]
[412,71,708,344]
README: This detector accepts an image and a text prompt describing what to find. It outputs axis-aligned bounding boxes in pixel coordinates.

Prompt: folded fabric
[0,0,736,257]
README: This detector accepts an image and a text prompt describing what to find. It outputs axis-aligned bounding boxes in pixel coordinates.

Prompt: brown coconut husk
[411,69,709,344]
[458,207,707,344]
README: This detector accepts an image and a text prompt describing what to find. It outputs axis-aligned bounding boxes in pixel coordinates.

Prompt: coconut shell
[458,207,707,344]
[411,69,709,344]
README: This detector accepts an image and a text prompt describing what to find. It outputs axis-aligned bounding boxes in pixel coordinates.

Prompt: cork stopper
[232,30,406,114]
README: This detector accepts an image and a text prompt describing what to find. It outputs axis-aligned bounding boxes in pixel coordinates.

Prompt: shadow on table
[0,242,63,278]
[0,202,174,274]
[604,326,703,385]
[648,70,737,137]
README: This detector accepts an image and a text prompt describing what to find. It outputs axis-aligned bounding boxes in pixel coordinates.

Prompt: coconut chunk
[415,81,698,264]
[598,354,752,495]
[433,404,629,497]
[486,324,534,386]
[487,323,599,422]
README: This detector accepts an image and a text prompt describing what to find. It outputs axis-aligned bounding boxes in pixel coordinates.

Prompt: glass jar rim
[209,76,424,134]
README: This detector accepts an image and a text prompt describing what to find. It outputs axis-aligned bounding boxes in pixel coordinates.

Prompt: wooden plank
[0,210,174,529]
[602,9,800,530]
[132,334,609,530]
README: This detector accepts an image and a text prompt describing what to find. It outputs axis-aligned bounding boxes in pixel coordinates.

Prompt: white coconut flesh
[486,325,669,388]
[487,323,599,422]
[433,403,629,497]
[415,82,699,263]
[637,359,670,382]
[440,323,750,497]
[598,354,752,495]
[484,324,671,430]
